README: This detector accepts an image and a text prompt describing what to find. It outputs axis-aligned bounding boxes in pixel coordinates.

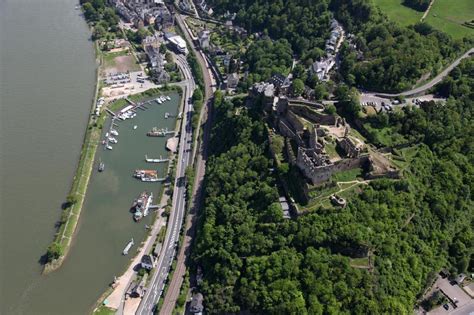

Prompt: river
[0,0,177,314]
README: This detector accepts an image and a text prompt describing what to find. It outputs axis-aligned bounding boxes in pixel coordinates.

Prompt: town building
[198,30,211,49]
[279,196,291,219]
[226,72,239,89]
[309,19,344,82]
[269,73,291,95]
[190,292,204,314]
[110,0,172,30]
[141,254,155,270]
[165,33,187,54]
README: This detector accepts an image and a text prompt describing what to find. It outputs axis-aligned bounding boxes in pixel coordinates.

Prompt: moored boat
[122,238,134,255]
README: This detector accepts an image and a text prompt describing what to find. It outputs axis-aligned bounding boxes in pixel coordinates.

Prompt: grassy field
[93,305,116,315]
[332,168,363,182]
[424,0,474,39]
[102,49,141,74]
[374,0,474,39]
[373,0,423,26]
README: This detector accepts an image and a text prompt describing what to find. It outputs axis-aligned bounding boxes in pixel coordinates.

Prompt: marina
[18,91,177,314]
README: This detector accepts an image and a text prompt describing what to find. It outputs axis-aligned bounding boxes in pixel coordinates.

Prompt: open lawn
[332,168,363,182]
[424,0,474,39]
[93,306,116,315]
[374,0,474,39]
[373,0,423,26]
[102,50,141,75]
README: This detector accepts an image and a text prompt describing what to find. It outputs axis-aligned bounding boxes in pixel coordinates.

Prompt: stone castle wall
[297,149,369,185]
[289,105,337,125]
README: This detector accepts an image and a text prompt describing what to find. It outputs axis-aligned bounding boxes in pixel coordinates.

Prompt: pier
[145,155,170,163]
[147,127,175,137]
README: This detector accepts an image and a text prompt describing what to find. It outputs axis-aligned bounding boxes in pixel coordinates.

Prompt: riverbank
[43,43,104,274]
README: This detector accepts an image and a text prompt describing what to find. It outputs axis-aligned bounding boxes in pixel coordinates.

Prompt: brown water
[0,1,179,313]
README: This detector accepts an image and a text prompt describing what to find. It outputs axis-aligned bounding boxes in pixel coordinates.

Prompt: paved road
[135,49,196,315]
[374,47,474,98]
[158,11,216,315]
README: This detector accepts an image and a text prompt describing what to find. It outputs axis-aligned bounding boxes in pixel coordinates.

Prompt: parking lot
[102,71,161,101]
[360,93,446,113]
[427,277,473,315]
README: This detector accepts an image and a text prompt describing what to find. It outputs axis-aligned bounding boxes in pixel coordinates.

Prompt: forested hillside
[193,60,474,313]
[207,0,471,92]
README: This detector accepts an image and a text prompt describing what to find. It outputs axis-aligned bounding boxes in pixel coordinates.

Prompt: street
[135,46,196,315]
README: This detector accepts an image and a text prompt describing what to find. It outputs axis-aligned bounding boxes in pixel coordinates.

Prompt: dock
[147,127,175,137]
[145,155,170,163]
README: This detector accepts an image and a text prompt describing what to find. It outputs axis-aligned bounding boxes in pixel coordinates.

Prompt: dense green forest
[208,0,471,92]
[80,0,120,40]
[244,39,294,85]
[207,0,332,56]
[193,61,473,313]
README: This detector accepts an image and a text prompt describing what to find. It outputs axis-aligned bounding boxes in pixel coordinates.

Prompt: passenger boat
[131,191,153,219]
[134,169,159,182]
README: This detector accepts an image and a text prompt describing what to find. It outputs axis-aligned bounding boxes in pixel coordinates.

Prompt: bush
[46,242,63,262]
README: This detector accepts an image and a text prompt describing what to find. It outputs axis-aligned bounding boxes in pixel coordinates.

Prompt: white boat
[133,125,138,130]
[105,132,109,137]
[166,96,171,101]
[110,129,119,136]
[106,145,113,150]
[108,137,118,144]
[122,238,134,255]
[156,98,163,104]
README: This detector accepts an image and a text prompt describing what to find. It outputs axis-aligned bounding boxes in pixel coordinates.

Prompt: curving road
[374,47,474,98]
[135,52,196,315]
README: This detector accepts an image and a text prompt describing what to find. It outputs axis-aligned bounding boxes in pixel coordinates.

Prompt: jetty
[145,155,170,163]
[147,127,175,137]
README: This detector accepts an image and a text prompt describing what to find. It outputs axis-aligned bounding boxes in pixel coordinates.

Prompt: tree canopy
[192,61,474,313]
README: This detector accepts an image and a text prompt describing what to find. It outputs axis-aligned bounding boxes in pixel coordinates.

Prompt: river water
[0,1,178,314]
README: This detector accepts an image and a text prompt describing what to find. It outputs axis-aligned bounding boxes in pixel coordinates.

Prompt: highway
[136,52,196,315]
[158,10,216,315]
